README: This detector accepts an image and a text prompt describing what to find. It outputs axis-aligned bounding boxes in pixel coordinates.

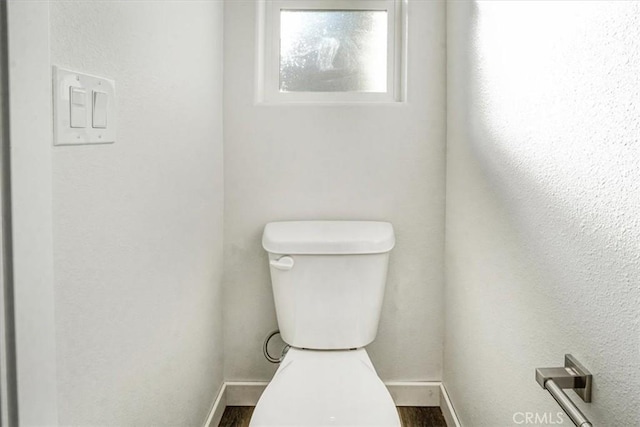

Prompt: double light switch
[54,66,116,146]
[92,91,108,128]
[69,87,87,128]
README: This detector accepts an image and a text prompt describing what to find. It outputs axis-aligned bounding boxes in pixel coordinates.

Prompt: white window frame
[256,0,405,104]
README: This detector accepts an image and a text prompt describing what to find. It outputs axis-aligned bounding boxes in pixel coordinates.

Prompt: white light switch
[53,66,116,146]
[69,87,87,128]
[92,91,108,128]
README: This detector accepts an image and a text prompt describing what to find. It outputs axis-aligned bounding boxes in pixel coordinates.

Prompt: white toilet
[250,221,401,427]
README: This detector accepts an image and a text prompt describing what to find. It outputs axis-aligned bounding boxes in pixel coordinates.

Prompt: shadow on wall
[445,1,639,426]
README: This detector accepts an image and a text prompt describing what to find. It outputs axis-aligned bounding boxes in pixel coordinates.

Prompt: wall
[5,1,58,424]
[0,2,9,420]
[49,2,225,425]
[223,0,446,381]
[445,1,640,426]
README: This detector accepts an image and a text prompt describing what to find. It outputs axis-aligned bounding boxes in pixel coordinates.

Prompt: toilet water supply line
[263,330,290,363]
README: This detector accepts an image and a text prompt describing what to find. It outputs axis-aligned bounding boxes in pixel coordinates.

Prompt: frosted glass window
[279,10,388,93]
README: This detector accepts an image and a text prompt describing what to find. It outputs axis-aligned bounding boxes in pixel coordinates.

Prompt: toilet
[250,221,401,427]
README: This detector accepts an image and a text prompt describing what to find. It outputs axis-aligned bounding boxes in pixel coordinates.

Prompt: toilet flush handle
[270,256,294,271]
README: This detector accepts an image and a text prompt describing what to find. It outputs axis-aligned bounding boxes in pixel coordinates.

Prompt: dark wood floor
[219,406,447,427]
[397,407,447,426]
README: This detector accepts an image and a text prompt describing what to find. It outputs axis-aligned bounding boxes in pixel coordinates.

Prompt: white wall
[49,2,225,425]
[223,0,446,382]
[445,1,640,426]
[6,2,58,424]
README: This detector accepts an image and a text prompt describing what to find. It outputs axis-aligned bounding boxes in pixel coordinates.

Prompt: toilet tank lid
[262,221,395,255]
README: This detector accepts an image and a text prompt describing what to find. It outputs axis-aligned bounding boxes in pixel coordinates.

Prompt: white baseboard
[386,381,441,407]
[205,381,462,427]
[439,383,462,427]
[204,383,227,427]
[225,381,268,406]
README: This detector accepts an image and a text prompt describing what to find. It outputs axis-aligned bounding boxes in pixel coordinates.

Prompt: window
[257,0,405,103]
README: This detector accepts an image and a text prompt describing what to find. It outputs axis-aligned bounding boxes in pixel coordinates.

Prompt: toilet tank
[262,221,395,350]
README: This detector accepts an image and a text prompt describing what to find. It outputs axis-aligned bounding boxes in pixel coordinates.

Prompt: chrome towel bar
[536,354,593,427]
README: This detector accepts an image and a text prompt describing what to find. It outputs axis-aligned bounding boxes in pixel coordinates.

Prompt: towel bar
[536,354,593,427]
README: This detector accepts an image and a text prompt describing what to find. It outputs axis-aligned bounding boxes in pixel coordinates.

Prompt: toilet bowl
[250,348,400,426]
[251,221,400,427]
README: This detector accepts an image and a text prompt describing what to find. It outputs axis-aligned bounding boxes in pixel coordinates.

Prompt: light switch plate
[53,66,116,146]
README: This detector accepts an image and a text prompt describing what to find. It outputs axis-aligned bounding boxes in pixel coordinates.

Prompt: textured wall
[223,1,446,382]
[50,2,225,424]
[445,1,640,426]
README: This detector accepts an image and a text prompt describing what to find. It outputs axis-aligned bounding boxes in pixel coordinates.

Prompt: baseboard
[385,381,441,406]
[439,383,462,427]
[218,381,440,407]
[204,381,463,427]
[225,381,268,406]
[204,383,227,427]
